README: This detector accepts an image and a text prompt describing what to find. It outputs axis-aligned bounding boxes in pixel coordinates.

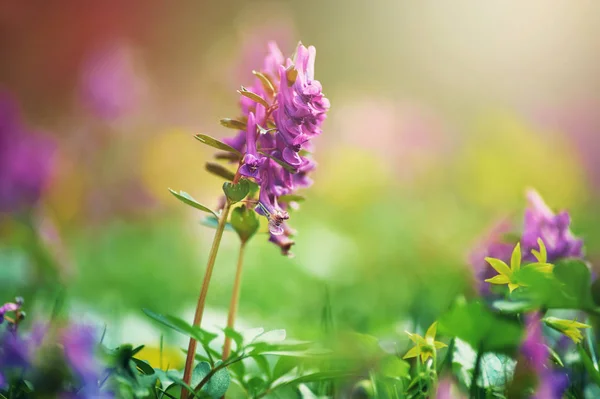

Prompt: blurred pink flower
[0,90,54,214]
[331,100,452,183]
[79,42,147,121]
[532,101,600,192]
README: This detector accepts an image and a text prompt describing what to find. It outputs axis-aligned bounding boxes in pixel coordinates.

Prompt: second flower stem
[222,240,247,360]
[182,200,232,399]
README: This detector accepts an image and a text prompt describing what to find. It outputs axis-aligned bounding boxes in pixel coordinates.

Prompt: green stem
[586,317,599,371]
[181,200,233,399]
[579,344,600,387]
[222,240,247,360]
[438,337,455,374]
[470,344,484,399]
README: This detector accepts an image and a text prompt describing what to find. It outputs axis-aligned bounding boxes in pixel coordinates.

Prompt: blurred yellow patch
[45,146,85,224]
[455,111,586,210]
[135,345,184,370]
[315,146,391,210]
[141,128,221,204]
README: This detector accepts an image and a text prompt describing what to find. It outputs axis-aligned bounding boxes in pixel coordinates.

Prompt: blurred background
[2,0,600,366]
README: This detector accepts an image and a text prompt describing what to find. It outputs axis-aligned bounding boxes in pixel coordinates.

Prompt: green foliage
[222,180,250,203]
[220,118,247,130]
[237,86,269,108]
[194,134,241,155]
[230,206,260,243]
[258,151,298,173]
[515,259,595,310]
[438,300,522,353]
[252,70,276,96]
[168,190,218,217]
[205,162,235,181]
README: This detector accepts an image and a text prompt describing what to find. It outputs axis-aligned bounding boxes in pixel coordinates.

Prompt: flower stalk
[182,199,233,398]
[222,240,247,360]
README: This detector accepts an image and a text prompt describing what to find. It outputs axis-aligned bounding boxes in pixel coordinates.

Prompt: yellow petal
[434,341,447,349]
[425,322,437,341]
[565,328,583,344]
[532,238,548,263]
[528,263,554,273]
[485,258,512,277]
[508,283,519,293]
[566,320,591,329]
[403,346,420,359]
[420,351,432,363]
[405,331,423,344]
[511,243,521,271]
[485,275,510,285]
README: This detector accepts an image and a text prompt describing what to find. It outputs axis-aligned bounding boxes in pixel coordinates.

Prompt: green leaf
[214,152,240,162]
[272,356,298,381]
[258,151,297,173]
[515,258,594,310]
[238,86,269,108]
[168,189,218,217]
[193,361,231,398]
[194,134,241,155]
[200,216,234,232]
[252,70,275,96]
[205,162,235,181]
[220,118,246,130]
[278,194,305,204]
[438,300,522,352]
[223,180,250,203]
[230,206,260,243]
[246,376,268,397]
[223,327,244,352]
[142,309,217,345]
[491,300,535,314]
[452,338,516,388]
[132,358,155,375]
[378,356,410,380]
[253,355,271,380]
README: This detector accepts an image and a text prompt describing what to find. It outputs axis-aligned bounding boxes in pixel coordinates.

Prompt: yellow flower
[485,242,523,293]
[403,322,447,363]
[484,239,553,293]
[529,238,554,273]
[544,317,591,344]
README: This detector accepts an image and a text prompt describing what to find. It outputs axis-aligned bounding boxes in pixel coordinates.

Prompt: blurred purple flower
[519,313,568,399]
[521,189,584,262]
[471,189,584,294]
[435,376,464,399]
[61,325,104,393]
[80,42,146,121]
[468,218,515,295]
[0,90,54,214]
[533,371,568,399]
[0,324,46,380]
[521,312,547,374]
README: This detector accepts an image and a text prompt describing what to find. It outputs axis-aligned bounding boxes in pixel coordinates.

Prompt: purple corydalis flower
[275,44,329,164]
[521,189,583,262]
[0,91,54,214]
[221,42,328,251]
[269,222,295,257]
[239,112,264,179]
